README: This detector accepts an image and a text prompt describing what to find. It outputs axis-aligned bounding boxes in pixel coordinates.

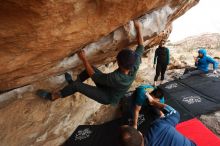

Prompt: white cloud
[169,0,220,42]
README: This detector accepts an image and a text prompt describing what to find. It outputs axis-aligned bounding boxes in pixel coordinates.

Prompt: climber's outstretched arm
[134,20,144,46]
[78,50,95,77]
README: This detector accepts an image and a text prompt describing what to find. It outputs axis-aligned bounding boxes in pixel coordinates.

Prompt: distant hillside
[166,33,220,68]
[168,33,220,50]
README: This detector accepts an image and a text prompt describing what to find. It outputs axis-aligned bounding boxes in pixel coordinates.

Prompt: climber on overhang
[36,20,146,105]
[180,48,219,79]
[153,39,170,86]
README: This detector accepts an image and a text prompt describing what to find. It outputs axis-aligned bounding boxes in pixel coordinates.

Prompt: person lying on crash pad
[132,85,165,129]
[36,20,146,105]
[119,90,196,146]
[180,48,218,79]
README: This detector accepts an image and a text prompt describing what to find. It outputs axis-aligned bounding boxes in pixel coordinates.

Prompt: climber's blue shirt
[144,106,196,146]
[134,84,165,106]
[196,49,219,73]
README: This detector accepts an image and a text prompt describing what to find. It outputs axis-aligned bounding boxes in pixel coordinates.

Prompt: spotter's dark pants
[180,67,205,79]
[154,63,168,81]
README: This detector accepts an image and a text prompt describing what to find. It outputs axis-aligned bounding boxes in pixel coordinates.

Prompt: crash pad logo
[165,83,178,89]
[182,96,201,104]
[127,114,145,126]
[75,128,92,141]
[138,114,145,126]
[207,73,220,78]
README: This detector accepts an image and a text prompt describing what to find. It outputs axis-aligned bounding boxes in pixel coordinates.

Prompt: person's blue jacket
[196,49,219,73]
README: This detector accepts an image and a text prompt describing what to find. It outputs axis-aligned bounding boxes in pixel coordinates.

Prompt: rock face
[0,0,199,146]
[0,76,104,146]
[0,0,198,91]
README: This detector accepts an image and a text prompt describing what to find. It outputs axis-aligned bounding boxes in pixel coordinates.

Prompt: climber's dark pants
[60,67,111,105]
[154,63,167,81]
[180,67,205,79]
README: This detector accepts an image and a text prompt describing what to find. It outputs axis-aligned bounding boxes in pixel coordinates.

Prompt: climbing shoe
[65,72,73,84]
[36,89,52,101]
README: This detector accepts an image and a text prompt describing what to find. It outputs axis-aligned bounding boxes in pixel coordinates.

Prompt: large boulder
[0,0,199,146]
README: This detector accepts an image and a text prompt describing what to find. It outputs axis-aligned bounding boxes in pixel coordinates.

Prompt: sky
[169,0,220,42]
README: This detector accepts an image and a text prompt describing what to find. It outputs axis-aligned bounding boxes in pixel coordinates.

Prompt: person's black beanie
[117,49,138,70]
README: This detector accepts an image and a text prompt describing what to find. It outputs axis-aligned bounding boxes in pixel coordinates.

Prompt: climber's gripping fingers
[134,20,144,46]
[77,49,86,61]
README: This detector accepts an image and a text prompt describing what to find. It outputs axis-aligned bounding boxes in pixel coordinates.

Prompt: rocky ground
[85,33,220,137]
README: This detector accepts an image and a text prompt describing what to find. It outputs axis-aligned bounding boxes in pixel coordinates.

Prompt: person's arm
[133,105,142,129]
[129,21,144,72]
[194,56,199,65]
[134,20,144,58]
[145,92,166,110]
[166,48,170,65]
[78,50,95,77]
[78,50,117,87]
[132,87,146,128]
[134,20,144,46]
[145,92,179,126]
[207,56,219,74]
[153,49,158,68]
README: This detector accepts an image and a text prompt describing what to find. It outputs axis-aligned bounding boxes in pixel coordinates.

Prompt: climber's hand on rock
[78,50,86,61]
[134,20,144,45]
[213,70,217,74]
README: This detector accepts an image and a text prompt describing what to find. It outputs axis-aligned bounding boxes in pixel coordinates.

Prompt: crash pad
[159,73,220,122]
[176,118,220,146]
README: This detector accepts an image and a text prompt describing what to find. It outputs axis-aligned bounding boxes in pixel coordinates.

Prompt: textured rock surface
[0,0,198,91]
[0,0,200,146]
[0,66,106,146]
